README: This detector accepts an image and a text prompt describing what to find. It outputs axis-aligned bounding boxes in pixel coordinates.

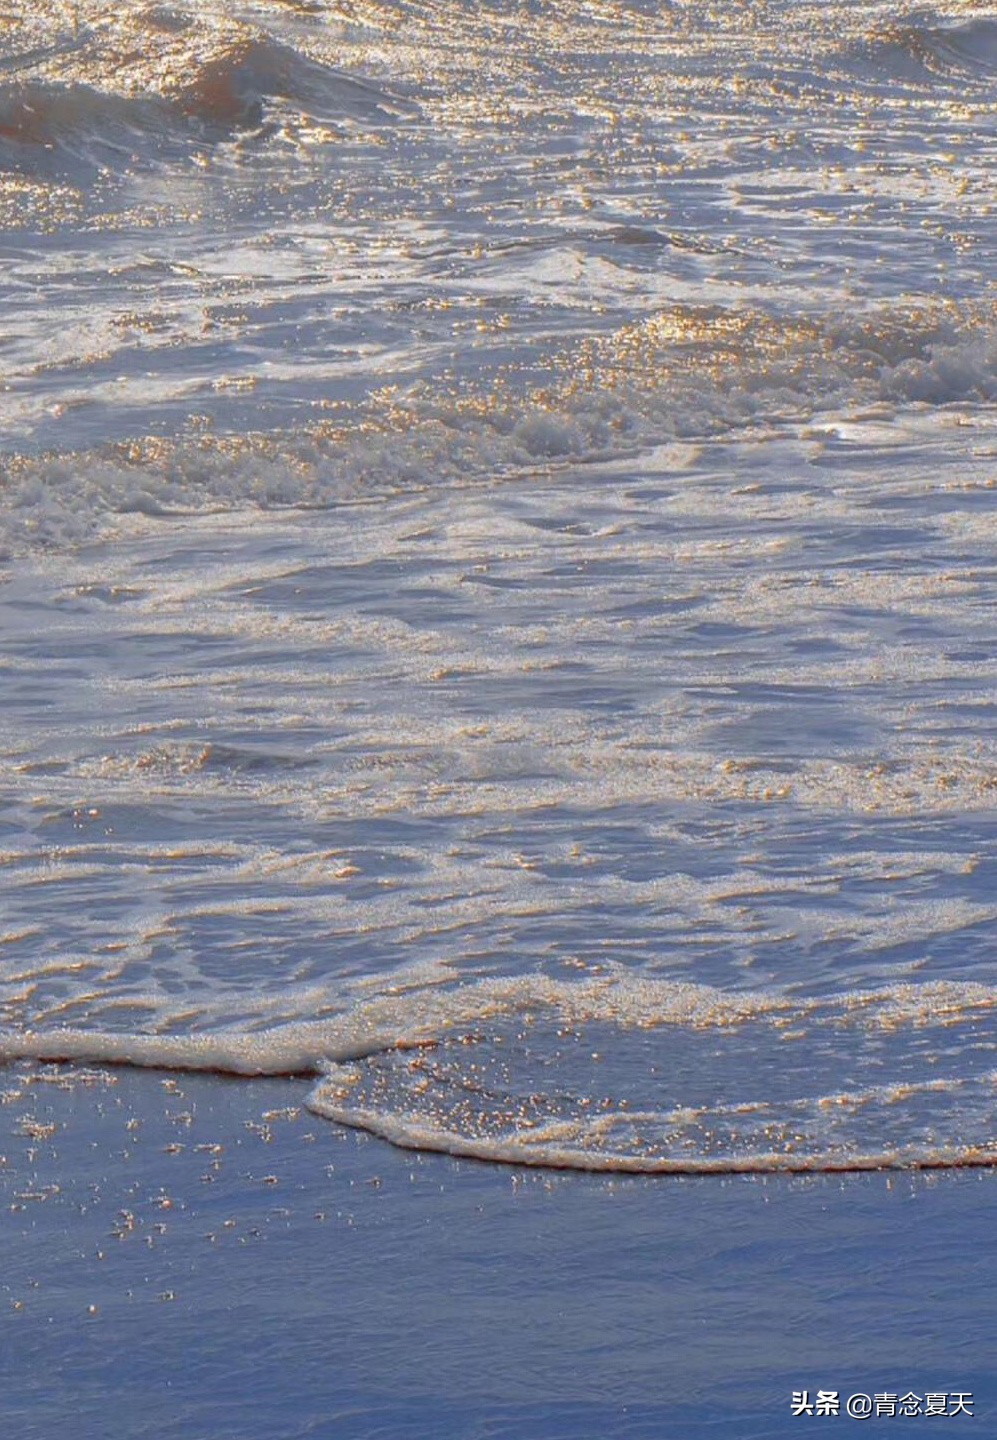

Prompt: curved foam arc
[309,1051,997,1175]
[2,972,997,1174]
[306,1091,997,1177]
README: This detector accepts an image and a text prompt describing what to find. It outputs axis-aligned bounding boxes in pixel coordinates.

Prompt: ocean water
[1,0,996,1430]
[2,0,995,1176]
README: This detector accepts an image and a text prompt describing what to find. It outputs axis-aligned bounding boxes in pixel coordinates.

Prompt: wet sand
[2,1063,994,1438]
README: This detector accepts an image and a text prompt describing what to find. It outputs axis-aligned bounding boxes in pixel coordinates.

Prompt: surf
[4,971,996,1175]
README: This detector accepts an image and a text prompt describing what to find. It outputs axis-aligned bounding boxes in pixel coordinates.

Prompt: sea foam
[4,972,997,1174]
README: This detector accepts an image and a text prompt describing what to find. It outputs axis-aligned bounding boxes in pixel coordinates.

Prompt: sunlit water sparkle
[1,0,995,1173]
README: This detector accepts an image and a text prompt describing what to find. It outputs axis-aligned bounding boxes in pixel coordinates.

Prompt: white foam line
[1,971,995,1075]
[0,1019,392,1075]
[305,1098,997,1177]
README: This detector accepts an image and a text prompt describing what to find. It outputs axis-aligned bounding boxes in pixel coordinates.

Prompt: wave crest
[861,17,997,83]
[0,3,414,174]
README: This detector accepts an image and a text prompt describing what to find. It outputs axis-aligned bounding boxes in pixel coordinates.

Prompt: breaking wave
[0,5,414,175]
[2,300,994,558]
[858,16,997,85]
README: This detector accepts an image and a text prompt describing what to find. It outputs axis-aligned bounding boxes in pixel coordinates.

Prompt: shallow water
[1,0,995,1174]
